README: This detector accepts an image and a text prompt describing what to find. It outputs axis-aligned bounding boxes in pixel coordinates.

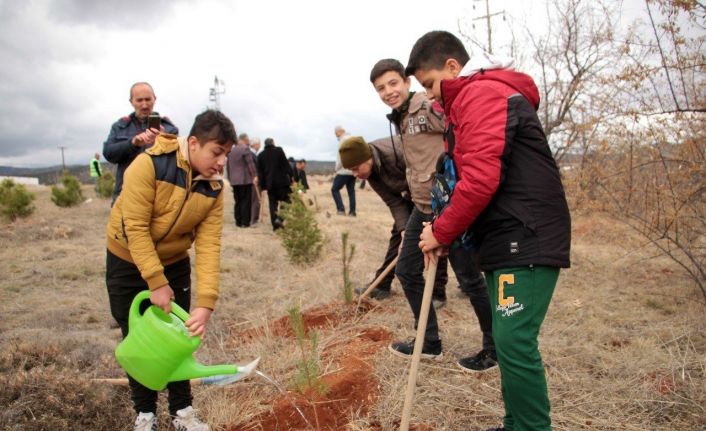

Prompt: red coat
[434,69,571,270]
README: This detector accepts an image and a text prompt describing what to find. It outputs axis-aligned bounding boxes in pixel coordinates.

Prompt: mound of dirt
[232,300,377,343]
[228,302,400,431]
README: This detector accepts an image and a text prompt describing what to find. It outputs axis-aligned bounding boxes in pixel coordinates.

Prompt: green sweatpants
[486,265,559,431]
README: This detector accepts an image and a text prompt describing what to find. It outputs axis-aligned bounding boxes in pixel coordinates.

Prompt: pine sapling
[287,303,328,396]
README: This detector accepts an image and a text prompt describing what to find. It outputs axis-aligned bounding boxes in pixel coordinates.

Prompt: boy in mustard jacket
[106,109,236,431]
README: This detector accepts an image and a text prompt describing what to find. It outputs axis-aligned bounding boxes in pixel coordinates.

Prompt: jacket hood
[441,68,540,114]
[147,134,223,181]
[147,133,180,155]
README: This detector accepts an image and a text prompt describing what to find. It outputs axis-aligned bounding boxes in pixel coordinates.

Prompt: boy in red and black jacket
[410,31,571,431]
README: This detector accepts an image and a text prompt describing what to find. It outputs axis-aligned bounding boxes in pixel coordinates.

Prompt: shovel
[399,258,438,431]
[93,357,260,387]
[356,255,398,307]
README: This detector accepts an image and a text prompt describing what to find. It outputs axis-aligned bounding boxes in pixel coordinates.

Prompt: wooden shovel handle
[356,255,399,306]
[399,258,438,431]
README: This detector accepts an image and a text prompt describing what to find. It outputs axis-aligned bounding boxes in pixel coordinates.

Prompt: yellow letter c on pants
[498,274,515,307]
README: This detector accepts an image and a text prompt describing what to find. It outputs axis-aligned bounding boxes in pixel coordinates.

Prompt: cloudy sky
[0,0,643,167]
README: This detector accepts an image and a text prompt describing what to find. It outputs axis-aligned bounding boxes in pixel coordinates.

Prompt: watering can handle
[129,290,152,327]
[129,290,192,325]
[169,300,191,323]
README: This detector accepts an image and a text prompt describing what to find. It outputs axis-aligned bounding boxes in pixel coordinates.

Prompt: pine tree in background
[0,179,35,221]
[277,185,323,265]
[51,173,84,207]
[95,172,115,199]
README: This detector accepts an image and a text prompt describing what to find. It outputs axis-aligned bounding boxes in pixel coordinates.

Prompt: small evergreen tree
[96,172,115,199]
[0,179,35,221]
[341,232,355,303]
[51,173,85,207]
[277,185,323,264]
[287,303,328,395]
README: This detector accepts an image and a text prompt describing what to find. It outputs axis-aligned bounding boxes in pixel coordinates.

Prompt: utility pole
[472,0,505,54]
[208,75,226,111]
[58,145,67,172]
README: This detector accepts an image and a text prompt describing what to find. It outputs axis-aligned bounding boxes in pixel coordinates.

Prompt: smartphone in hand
[147,113,161,130]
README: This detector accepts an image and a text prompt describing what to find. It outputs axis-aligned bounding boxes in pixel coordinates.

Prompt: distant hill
[0,160,336,185]
[302,160,335,175]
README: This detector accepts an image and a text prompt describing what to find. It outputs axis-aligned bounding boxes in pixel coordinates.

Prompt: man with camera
[103,82,178,203]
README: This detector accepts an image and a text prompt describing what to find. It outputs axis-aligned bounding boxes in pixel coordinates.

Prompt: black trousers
[395,208,494,352]
[233,184,253,227]
[267,186,291,229]
[106,251,193,415]
[373,222,449,299]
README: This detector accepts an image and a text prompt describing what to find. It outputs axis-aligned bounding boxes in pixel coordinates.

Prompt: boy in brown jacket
[370,58,496,370]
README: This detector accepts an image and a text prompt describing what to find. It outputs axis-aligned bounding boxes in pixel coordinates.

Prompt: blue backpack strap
[431,122,476,250]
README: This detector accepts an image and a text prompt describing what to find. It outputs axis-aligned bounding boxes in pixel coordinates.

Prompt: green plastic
[115,290,238,390]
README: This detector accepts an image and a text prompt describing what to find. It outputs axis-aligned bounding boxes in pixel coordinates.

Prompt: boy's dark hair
[405,31,470,77]
[264,138,275,147]
[298,159,306,164]
[370,59,405,83]
[189,110,236,146]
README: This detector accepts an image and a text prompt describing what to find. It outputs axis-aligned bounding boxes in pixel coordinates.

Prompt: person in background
[89,152,103,192]
[331,125,357,216]
[249,138,262,225]
[294,159,310,190]
[257,137,293,230]
[103,82,178,203]
[226,133,258,228]
[409,31,571,431]
[288,156,297,181]
[105,109,236,431]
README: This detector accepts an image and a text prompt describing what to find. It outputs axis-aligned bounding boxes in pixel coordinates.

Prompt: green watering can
[115,290,258,391]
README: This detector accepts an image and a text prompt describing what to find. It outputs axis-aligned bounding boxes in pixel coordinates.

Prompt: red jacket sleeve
[432,83,508,245]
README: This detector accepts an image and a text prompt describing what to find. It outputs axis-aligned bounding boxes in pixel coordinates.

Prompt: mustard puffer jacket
[106,134,225,309]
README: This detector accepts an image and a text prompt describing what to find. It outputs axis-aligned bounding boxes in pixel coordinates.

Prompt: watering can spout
[169,357,238,383]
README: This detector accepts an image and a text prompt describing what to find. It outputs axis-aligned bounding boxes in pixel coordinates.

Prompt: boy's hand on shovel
[151,284,175,314]
[419,222,446,270]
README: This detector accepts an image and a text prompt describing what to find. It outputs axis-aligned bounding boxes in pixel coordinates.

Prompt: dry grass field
[0,177,704,430]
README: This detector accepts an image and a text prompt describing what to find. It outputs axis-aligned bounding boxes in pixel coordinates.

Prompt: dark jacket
[367,136,411,232]
[434,69,571,270]
[103,112,178,200]
[294,168,310,190]
[257,144,292,191]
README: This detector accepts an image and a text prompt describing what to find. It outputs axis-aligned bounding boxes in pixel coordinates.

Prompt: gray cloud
[47,0,178,28]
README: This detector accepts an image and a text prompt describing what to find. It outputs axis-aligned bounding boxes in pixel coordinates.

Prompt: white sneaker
[134,412,157,431]
[172,406,210,431]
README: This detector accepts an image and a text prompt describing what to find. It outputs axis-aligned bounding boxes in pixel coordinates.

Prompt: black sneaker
[389,338,443,360]
[369,288,390,299]
[457,349,498,372]
[354,287,391,300]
